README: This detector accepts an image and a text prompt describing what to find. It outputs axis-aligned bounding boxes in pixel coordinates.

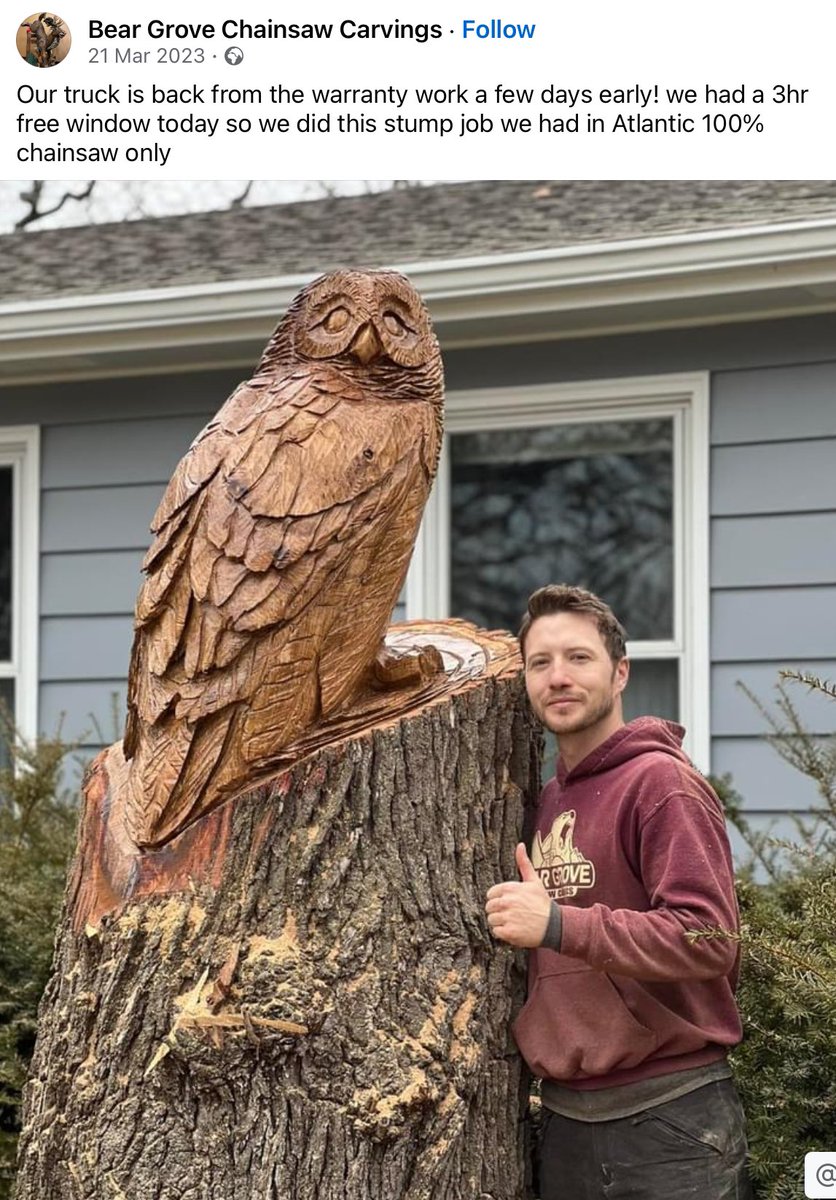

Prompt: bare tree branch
[15,181,97,231]
[229,181,255,209]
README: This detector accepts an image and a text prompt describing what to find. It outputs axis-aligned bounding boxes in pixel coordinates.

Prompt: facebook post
[1,3,834,1200]
[3,0,828,176]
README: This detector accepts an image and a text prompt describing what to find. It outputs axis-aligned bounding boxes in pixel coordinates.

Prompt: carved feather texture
[123,270,444,848]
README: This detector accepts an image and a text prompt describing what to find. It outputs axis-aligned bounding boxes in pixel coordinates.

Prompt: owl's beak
[349,322,383,365]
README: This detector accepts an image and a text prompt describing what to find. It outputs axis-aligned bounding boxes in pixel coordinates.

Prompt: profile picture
[17,11,70,66]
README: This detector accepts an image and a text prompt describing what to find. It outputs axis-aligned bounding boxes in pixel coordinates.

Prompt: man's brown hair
[518,584,628,664]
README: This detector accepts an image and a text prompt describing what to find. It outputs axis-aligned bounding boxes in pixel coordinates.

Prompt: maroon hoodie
[512,716,742,1090]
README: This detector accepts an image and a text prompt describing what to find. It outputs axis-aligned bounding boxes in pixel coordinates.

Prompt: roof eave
[4,216,836,383]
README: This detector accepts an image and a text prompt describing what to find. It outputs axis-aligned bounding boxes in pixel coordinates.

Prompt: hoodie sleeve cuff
[541,901,563,951]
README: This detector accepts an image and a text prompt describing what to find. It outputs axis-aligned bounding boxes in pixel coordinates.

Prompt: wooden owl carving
[123,269,444,848]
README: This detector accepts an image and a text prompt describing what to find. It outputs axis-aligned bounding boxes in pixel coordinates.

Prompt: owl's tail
[123,706,239,849]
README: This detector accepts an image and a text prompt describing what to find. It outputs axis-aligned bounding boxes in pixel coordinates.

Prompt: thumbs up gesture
[485,843,553,948]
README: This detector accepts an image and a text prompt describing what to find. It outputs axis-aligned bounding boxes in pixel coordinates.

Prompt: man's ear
[614,656,629,696]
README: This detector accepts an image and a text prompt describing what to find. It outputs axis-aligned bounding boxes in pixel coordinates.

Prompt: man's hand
[485,843,553,948]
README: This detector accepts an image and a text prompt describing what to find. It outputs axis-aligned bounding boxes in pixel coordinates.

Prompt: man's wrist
[541,900,562,951]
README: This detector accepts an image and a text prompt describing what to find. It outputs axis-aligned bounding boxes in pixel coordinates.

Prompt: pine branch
[780,670,836,700]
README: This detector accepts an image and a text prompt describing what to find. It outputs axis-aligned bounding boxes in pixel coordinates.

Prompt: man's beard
[547,690,615,736]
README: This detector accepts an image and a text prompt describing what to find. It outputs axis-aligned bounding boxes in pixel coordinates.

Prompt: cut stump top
[72,619,522,931]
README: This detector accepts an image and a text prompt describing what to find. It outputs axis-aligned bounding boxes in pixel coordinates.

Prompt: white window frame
[407,372,710,770]
[0,426,40,743]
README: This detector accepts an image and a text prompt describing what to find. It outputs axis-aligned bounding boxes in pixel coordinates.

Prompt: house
[1,179,835,854]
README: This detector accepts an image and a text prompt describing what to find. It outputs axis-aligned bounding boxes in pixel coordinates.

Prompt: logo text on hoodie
[531,809,596,899]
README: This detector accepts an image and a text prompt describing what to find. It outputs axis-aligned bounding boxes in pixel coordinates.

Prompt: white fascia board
[4,217,836,380]
[411,216,836,301]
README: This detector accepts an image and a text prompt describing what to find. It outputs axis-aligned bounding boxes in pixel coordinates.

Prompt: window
[407,374,709,768]
[0,427,40,757]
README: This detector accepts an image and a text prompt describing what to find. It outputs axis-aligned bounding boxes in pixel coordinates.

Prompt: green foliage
[731,864,836,1197]
[715,672,836,1200]
[0,719,78,1199]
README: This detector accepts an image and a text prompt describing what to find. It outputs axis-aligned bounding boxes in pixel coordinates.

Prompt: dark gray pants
[537,1080,754,1200]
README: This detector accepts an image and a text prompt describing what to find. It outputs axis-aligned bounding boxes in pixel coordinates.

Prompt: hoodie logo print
[531,809,596,898]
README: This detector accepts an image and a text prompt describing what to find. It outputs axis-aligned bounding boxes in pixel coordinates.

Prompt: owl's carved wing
[124,366,438,846]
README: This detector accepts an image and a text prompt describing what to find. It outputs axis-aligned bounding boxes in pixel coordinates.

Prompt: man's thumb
[515,842,540,884]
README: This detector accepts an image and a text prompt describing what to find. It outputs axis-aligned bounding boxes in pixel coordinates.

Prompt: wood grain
[19,648,542,1200]
[123,270,444,849]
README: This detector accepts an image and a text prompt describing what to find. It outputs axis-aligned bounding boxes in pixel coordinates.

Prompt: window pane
[623,659,679,723]
[0,467,11,661]
[450,419,673,639]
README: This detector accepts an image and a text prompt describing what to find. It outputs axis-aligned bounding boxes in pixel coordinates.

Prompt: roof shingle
[4,179,836,302]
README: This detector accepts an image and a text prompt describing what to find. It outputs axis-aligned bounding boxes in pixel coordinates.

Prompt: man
[486,584,752,1200]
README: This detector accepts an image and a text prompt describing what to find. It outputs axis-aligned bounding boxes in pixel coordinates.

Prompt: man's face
[524,611,628,741]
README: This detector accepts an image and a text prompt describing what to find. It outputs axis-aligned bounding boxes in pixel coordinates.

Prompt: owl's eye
[383,311,410,338]
[323,307,350,333]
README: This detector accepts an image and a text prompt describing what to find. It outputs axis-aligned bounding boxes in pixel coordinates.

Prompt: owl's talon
[372,644,444,689]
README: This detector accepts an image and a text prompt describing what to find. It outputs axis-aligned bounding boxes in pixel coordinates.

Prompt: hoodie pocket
[513,958,659,1080]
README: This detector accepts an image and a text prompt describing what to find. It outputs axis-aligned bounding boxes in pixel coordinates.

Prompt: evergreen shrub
[0,720,78,1199]
[714,672,836,1200]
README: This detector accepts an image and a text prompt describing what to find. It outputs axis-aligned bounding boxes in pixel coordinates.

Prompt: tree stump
[17,621,541,1200]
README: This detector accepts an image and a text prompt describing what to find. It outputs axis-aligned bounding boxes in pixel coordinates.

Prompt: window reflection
[623,660,679,724]
[450,420,674,641]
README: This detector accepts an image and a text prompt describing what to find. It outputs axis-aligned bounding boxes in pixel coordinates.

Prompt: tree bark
[17,622,541,1200]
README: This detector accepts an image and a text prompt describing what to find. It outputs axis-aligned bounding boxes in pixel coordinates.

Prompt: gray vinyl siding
[711,515,836,587]
[40,679,127,745]
[709,360,836,831]
[42,485,163,553]
[39,401,216,752]
[711,441,836,513]
[711,588,836,659]
[6,313,836,822]
[712,661,836,735]
[41,551,146,614]
[710,362,836,444]
[41,616,135,684]
[40,414,212,486]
